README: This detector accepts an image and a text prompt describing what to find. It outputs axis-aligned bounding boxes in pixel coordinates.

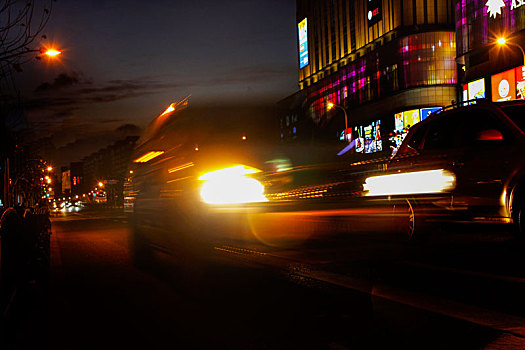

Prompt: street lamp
[327,102,350,141]
[497,37,525,66]
[43,49,61,57]
[327,102,348,130]
[2,47,62,62]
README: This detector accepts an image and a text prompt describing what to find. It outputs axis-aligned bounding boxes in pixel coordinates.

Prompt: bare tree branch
[0,0,53,66]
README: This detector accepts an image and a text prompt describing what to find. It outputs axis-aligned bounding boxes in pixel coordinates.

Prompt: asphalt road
[4,207,525,349]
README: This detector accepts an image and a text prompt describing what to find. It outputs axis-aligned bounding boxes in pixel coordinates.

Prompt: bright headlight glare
[198,165,261,181]
[363,169,456,196]
[199,165,267,204]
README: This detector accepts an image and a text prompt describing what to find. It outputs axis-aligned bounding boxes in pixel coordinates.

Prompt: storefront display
[353,120,382,154]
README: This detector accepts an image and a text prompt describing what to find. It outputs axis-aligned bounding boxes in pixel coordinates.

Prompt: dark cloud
[52,123,142,166]
[99,118,122,124]
[35,72,91,92]
[28,73,180,111]
[22,64,293,162]
[28,65,291,113]
[115,123,141,134]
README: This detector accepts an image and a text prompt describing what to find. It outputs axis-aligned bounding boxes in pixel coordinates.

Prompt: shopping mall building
[280,0,525,159]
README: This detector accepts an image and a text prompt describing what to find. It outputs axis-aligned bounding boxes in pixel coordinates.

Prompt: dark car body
[364,100,525,237]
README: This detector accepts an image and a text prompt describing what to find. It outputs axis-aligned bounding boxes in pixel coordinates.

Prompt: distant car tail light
[363,169,456,196]
[198,165,268,204]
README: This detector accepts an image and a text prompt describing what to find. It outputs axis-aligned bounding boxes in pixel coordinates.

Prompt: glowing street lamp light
[497,37,525,66]
[1,46,62,62]
[47,166,53,171]
[327,102,348,130]
[43,48,61,57]
[98,182,104,187]
[327,102,350,142]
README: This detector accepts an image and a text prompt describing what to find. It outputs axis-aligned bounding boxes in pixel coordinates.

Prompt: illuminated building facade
[284,0,457,157]
[457,0,525,102]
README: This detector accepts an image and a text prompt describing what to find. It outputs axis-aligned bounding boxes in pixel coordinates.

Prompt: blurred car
[129,102,380,269]
[363,100,525,240]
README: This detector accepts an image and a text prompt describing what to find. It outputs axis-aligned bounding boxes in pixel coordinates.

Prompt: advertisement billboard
[394,107,441,133]
[467,78,486,100]
[394,112,404,131]
[391,107,441,155]
[403,109,420,129]
[354,120,382,154]
[298,18,309,69]
[517,66,525,99]
[339,128,352,142]
[491,68,516,101]
[421,107,441,121]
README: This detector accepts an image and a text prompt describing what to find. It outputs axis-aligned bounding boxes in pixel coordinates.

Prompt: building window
[400,32,457,87]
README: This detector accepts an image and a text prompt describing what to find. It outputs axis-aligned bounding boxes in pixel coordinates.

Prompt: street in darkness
[4,208,525,349]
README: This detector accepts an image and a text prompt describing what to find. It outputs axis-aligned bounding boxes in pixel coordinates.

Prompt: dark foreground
[3,207,525,349]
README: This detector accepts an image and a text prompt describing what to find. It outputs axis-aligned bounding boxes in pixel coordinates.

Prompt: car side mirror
[476,129,503,142]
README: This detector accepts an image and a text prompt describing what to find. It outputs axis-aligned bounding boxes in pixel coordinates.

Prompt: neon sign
[486,0,505,18]
[367,0,382,26]
[486,0,525,19]
[511,0,525,11]
[298,18,309,69]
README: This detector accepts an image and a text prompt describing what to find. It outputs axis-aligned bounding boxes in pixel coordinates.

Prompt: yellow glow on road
[363,169,456,196]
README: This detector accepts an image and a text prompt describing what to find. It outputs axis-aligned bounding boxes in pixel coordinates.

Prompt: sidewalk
[0,208,51,348]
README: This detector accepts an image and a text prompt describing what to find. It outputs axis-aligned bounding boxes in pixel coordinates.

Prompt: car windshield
[501,105,525,133]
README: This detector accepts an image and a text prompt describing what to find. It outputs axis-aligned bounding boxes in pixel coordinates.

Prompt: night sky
[13,0,298,164]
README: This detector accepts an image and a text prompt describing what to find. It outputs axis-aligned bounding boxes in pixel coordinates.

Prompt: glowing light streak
[133,151,165,163]
[198,165,261,181]
[160,103,176,116]
[363,169,456,196]
[199,165,267,204]
[168,162,194,173]
[200,177,267,204]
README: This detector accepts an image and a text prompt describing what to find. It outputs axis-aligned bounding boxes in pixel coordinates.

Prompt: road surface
[4,207,525,349]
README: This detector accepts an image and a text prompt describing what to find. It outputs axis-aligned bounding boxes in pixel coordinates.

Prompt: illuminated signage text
[298,18,309,69]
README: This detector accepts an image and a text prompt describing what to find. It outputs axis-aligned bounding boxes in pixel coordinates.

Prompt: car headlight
[363,169,456,196]
[198,165,268,204]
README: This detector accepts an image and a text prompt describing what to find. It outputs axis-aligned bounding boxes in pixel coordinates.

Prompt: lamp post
[327,102,350,142]
[327,102,348,130]
[497,37,525,66]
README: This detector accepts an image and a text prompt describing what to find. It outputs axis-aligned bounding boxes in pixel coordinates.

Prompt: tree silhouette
[0,0,54,68]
